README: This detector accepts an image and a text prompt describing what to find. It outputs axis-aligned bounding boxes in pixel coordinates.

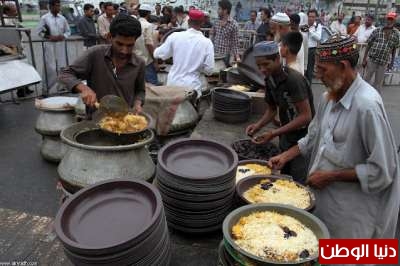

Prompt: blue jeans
[145,63,159,85]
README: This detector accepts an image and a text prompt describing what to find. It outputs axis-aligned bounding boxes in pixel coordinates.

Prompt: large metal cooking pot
[144,88,199,133]
[35,109,76,136]
[213,54,227,74]
[170,99,199,132]
[58,122,155,193]
[223,203,330,265]
[40,136,69,163]
[35,99,77,163]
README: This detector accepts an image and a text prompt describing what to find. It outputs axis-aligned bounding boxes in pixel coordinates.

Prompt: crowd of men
[6,0,392,95]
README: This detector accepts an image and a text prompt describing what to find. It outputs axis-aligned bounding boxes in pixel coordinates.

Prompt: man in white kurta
[330,13,347,35]
[154,9,214,98]
[37,0,70,91]
[269,35,400,240]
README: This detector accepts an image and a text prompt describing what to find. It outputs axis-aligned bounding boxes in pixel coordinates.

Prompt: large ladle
[94,95,129,115]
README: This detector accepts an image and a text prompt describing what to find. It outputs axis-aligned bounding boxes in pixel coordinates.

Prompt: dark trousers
[145,63,159,85]
[223,54,231,68]
[305,47,316,83]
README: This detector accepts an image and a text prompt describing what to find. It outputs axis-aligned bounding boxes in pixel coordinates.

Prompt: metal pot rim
[222,203,330,265]
[60,121,154,151]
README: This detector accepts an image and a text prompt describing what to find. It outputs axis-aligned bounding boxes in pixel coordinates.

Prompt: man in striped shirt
[211,0,240,67]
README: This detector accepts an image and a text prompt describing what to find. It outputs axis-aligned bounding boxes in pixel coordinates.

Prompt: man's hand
[133,100,142,114]
[246,123,260,136]
[252,131,275,144]
[235,55,241,62]
[267,152,289,170]
[76,84,97,106]
[306,171,335,189]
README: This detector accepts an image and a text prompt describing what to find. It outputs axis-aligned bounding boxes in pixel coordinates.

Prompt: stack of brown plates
[155,138,238,233]
[55,179,171,266]
[212,88,251,123]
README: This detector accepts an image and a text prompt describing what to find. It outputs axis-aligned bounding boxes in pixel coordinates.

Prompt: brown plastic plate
[158,138,238,180]
[55,179,162,255]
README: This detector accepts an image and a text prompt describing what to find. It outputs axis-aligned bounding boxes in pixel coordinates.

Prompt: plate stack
[155,138,238,233]
[212,88,251,123]
[55,179,171,266]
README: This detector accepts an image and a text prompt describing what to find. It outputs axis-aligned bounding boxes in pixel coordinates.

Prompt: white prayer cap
[271,12,290,25]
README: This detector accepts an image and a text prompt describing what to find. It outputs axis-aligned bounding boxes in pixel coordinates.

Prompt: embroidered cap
[317,34,359,62]
[271,12,290,25]
[253,41,279,57]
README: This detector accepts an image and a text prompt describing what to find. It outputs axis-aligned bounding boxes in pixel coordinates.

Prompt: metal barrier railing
[21,35,87,96]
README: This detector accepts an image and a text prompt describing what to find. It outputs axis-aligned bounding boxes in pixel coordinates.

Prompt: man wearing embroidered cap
[268,35,400,240]
[246,41,314,183]
[154,9,214,97]
[362,12,400,92]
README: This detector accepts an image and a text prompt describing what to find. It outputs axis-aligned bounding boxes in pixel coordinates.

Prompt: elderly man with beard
[268,35,400,239]
[59,14,145,113]
[270,12,290,42]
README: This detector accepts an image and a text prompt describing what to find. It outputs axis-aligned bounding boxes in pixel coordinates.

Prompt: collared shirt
[212,17,240,56]
[353,24,376,43]
[177,15,189,29]
[78,16,97,47]
[330,20,347,35]
[59,45,146,106]
[154,28,214,96]
[97,13,114,40]
[37,12,71,38]
[243,20,260,31]
[367,27,400,65]
[307,22,322,48]
[298,74,400,239]
[265,67,314,150]
[134,17,154,66]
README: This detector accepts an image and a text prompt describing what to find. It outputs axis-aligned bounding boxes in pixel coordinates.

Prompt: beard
[323,76,345,101]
